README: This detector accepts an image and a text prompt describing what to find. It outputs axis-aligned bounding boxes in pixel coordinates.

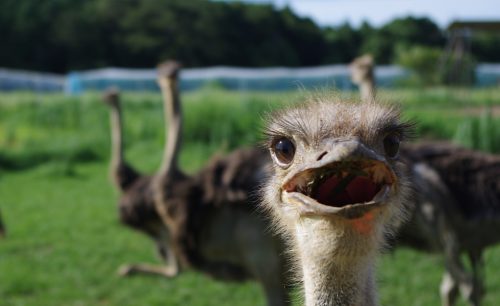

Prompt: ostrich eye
[272,137,295,165]
[383,133,401,158]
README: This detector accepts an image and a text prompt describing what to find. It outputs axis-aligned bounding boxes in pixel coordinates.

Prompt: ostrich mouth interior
[283,160,394,208]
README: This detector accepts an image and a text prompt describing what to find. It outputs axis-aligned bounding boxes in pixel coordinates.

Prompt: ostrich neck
[109,104,123,170]
[360,79,375,103]
[159,79,183,178]
[295,220,378,306]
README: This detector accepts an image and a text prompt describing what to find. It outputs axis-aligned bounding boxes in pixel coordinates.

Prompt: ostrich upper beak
[281,139,396,219]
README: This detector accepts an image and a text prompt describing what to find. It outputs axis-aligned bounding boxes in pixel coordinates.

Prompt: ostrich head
[102,86,120,108]
[262,95,413,306]
[350,54,374,86]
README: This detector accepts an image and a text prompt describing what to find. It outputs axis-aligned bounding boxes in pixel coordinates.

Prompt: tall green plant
[453,109,499,153]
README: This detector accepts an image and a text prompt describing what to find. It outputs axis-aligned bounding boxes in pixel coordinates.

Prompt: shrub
[395,45,443,86]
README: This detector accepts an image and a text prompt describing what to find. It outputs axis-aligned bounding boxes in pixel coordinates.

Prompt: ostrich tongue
[312,168,382,207]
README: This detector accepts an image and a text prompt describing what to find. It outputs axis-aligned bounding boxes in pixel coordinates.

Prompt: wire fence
[0,64,499,94]
[0,68,65,92]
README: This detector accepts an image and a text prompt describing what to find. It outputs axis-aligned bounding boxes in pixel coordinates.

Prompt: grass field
[1,87,500,305]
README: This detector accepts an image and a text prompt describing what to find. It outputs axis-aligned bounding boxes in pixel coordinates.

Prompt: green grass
[3,160,500,306]
[0,162,265,306]
[1,87,499,173]
[1,87,500,305]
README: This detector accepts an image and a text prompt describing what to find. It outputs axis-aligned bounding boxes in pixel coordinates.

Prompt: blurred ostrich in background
[350,54,500,306]
[401,142,500,306]
[102,62,290,306]
[350,54,375,103]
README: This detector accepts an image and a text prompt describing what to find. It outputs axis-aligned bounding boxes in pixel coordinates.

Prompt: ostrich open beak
[281,139,397,219]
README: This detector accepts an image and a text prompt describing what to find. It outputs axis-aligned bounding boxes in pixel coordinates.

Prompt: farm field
[1,88,500,306]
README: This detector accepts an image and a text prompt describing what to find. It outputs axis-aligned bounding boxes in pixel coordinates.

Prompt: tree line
[1,0,499,73]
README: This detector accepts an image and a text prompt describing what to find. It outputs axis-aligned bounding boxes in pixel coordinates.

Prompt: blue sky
[231,0,500,28]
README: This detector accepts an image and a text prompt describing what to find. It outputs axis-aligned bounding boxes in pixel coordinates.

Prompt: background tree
[323,22,362,64]
[361,16,445,64]
[471,32,500,62]
[395,45,444,86]
[0,0,496,73]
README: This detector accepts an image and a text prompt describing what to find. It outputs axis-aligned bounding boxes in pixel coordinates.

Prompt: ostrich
[262,96,414,305]
[103,61,290,306]
[400,141,500,306]
[349,54,375,103]
[101,87,177,277]
[349,54,498,306]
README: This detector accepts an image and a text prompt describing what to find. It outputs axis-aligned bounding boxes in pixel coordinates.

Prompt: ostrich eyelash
[382,120,418,141]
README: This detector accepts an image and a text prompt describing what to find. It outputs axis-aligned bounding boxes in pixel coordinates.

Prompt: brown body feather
[116,174,162,238]
[115,163,141,192]
[397,141,500,306]
[402,141,500,217]
[159,147,272,281]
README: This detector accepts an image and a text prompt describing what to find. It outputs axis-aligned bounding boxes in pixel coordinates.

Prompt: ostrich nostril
[317,151,328,161]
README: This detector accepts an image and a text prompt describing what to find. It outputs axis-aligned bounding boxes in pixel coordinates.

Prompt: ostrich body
[263,97,413,305]
[350,54,375,103]
[103,62,289,306]
[399,141,500,306]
